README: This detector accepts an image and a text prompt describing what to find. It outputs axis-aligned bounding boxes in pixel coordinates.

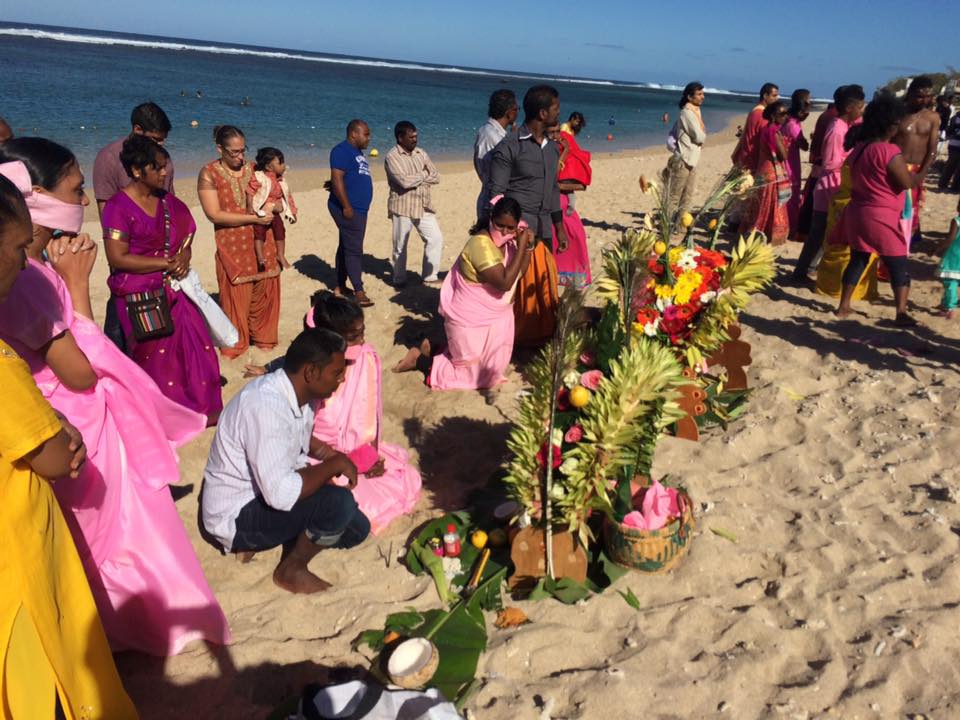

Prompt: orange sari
[512,241,558,347]
[204,161,281,358]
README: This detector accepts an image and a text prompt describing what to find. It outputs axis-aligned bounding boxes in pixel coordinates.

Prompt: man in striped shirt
[384,121,444,287]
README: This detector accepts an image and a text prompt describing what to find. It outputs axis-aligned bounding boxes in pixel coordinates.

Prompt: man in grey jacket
[665,82,707,220]
[488,85,567,250]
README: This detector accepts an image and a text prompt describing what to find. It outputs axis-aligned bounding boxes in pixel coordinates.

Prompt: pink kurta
[813,117,851,212]
[845,142,908,257]
[312,344,421,534]
[430,241,518,390]
[0,258,231,656]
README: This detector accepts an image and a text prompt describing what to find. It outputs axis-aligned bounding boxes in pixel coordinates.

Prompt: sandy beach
[78,117,960,719]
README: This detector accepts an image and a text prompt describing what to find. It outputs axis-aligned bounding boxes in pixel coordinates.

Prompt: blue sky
[3,0,950,95]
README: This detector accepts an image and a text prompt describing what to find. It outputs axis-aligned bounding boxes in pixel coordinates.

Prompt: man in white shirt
[384,121,444,287]
[201,328,369,594]
[474,89,518,221]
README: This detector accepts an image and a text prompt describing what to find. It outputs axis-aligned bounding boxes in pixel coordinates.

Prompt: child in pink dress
[246,147,297,270]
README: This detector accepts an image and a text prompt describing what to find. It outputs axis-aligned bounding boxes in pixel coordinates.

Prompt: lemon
[369,148,380,157]
[488,528,508,547]
[680,212,694,228]
[653,241,667,256]
[569,385,591,408]
[708,218,718,230]
[470,530,488,549]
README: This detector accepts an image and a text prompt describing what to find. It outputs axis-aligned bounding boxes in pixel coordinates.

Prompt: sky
[2,0,951,95]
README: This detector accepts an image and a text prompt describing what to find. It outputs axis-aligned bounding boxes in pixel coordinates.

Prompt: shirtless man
[893,76,940,240]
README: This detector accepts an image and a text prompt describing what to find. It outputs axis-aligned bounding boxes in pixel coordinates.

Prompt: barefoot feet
[392,338,431,373]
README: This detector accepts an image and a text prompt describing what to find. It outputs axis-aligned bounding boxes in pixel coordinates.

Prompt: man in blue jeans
[201,328,370,594]
[327,119,374,307]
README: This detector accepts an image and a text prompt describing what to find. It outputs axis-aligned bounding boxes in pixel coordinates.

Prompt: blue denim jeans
[231,485,370,552]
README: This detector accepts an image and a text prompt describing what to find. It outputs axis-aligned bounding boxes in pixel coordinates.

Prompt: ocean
[0,24,756,174]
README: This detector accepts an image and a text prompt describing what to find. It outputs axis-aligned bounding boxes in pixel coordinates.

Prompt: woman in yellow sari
[0,175,136,718]
[815,161,879,300]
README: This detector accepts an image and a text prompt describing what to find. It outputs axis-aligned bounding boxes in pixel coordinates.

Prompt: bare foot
[272,561,331,594]
[935,308,956,319]
[834,306,853,318]
[279,256,292,270]
[392,338,430,373]
[354,291,374,307]
[894,313,918,327]
[235,551,256,563]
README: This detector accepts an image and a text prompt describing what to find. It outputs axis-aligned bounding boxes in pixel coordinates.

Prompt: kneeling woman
[394,196,532,390]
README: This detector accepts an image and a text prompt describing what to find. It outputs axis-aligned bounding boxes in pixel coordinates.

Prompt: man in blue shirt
[328,119,374,306]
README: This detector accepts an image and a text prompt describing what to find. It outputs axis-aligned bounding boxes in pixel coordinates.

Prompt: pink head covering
[0,160,84,234]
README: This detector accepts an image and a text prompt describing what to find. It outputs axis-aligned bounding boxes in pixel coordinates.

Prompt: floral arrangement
[503,289,685,549]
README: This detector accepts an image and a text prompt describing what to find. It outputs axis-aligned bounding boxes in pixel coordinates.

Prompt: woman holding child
[198,125,281,359]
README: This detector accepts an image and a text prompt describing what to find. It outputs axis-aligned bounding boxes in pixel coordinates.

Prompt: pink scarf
[0,161,85,233]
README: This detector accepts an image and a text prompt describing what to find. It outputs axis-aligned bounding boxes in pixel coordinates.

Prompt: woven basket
[602,488,695,573]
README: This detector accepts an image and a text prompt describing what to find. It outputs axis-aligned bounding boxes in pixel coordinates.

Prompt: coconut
[386,638,439,689]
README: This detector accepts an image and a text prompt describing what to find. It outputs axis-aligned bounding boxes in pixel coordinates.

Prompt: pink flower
[564,424,584,443]
[580,369,603,391]
[579,350,597,368]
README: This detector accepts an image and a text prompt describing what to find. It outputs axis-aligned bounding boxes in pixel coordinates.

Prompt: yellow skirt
[815,243,880,300]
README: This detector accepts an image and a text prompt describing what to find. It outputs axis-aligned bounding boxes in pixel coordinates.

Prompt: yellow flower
[654,284,674,300]
[673,270,703,305]
[668,246,684,265]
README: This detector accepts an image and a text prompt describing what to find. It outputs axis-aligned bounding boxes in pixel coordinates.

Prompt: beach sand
[81,118,960,719]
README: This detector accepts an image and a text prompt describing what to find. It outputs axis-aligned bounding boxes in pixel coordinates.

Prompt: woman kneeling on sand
[393,196,532,390]
[246,291,421,534]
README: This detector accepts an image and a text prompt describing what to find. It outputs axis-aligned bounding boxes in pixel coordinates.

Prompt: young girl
[246,292,421,533]
[937,197,960,318]
[246,147,297,270]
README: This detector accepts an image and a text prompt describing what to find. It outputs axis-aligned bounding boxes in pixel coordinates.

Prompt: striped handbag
[125,198,174,340]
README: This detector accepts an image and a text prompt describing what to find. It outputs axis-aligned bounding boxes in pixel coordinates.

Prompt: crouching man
[201,328,370,594]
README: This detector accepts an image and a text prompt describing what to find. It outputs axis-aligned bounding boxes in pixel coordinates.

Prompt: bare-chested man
[893,76,940,240]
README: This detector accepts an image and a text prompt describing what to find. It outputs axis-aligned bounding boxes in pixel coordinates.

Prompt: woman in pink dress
[836,95,927,326]
[392,197,533,390]
[245,291,422,534]
[0,140,231,657]
[306,292,421,534]
[781,89,811,238]
[741,101,790,245]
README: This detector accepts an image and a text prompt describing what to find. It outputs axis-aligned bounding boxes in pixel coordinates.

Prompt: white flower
[558,457,580,476]
[644,318,660,336]
[549,484,567,500]
[655,296,673,311]
[563,370,581,389]
[677,248,700,271]
[551,428,564,447]
[699,290,717,304]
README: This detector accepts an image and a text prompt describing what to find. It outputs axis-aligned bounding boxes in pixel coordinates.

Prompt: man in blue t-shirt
[327,119,374,306]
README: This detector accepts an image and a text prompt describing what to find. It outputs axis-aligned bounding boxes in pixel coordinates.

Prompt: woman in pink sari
[393,196,533,390]
[741,101,790,245]
[306,292,421,533]
[245,291,421,533]
[781,90,811,238]
[0,140,231,657]
[102,135,222,424]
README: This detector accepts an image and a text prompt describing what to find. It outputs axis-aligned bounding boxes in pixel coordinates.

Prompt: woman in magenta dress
[741,101,790,245]
[550,126,591,289]
[781,90,811,238]
[0,140,231,656]
[836,95,927,326]
[101,135,222,424]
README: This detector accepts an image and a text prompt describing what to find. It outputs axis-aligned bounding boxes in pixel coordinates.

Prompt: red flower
[580,350,597,368]
[636,307,660,325]
[536,442,562,469]
[557,387,571,411]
